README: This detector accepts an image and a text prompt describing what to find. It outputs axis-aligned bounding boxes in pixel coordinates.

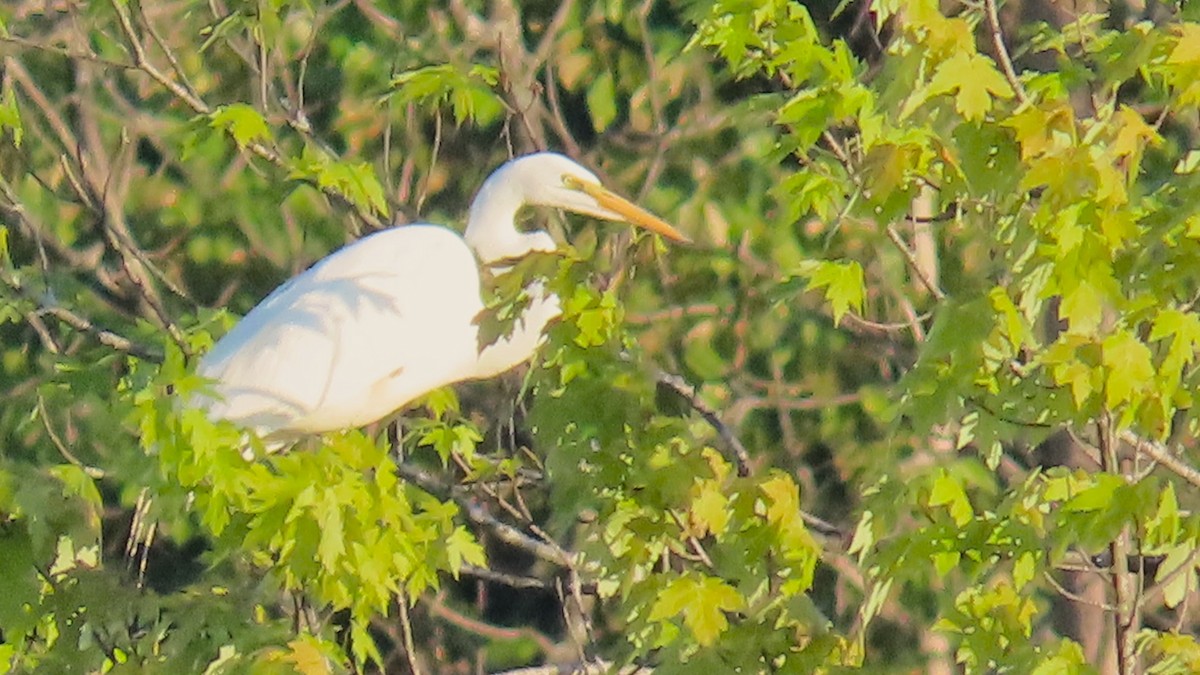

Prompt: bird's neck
[465,171,557,264]
[472,284,561,379]
[464,168,563,377]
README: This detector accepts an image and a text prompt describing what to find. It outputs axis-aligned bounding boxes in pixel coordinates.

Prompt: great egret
[194,152,687,443]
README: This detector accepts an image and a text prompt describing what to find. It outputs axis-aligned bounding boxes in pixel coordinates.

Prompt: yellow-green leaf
[445,527,486,577]
[929,471,973,527]
[587,71,618,133]
[648,574,745,646]
[1101,331,1154,409]
[690,479,731,539]
[926,52,1014,121]
[209,103,273,148]
[795,259,865,326]
[759,473,801,527]
[1168,24,1200,65]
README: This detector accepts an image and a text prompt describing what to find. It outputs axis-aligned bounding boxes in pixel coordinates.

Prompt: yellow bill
[564,176,691,243]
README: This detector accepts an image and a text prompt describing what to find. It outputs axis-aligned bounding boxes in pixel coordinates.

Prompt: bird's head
[517,152,690,244]
[466,152,688,264]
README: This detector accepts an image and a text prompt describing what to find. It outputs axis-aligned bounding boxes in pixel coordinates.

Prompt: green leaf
[793,259,865,325]
[929,471,973,527]
[287,148,389,215]
[690,479,730,539]
[760,473,802,528]
[1101,330,1154,410]
[1058,275,1107,335]
[444,527,485,577]
[1061,474,1124,512]
[1013,550,1037,591]
[388,64,503,125]
[1030,639,1089,674]
[648,573,745,646]
[926,51,1014,121]
[209,103,273,148]
[0,526,39,637]
[317,494,345,572]
[1158,545,1194,609]
[0,85,23,147]
[587,70,618,133]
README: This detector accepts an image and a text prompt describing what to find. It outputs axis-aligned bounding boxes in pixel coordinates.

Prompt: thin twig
[396,462,571,567]
[460,563,596,593]
[1099,414,1138,675]
[396,593,424,675]
[37,395,105,478]
[885,224,946,301]
[1043,570,1117,611]
[107,0,210,112]
[1121,431,1200,490]
[425,592,557,656]
[490,661,652,675]
[0,269,160,360]
[654,371,753,477]
[983,0,1030,105]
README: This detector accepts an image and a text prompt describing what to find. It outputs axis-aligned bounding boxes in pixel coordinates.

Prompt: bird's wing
[197,225,485,436]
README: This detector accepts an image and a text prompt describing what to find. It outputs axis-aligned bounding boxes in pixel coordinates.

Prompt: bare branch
[984,0,1031,106]
[491,661,651,675]
[1121,431,1200,490]
[37,395,106,478]
[424,592,557,657]
[396,462,572,567]
[1,269,160,360]
[885,224,946,302]
[655,371,753,477]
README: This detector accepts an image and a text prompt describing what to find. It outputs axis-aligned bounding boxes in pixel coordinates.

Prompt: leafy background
[2,0,1200,673]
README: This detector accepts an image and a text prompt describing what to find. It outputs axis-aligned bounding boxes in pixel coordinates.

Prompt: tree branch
[1121,431,1200,490]
[395,461,572,567]
[983,0,1031,106]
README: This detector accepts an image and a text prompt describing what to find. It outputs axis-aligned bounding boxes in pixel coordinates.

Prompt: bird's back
[196,225,485,438]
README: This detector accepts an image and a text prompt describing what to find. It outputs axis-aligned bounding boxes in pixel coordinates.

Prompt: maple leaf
[927,52,1014,121]
[794,259,865,326]
[690,479,731,539]
[1167,24,1200,65]
[1111,106,1161,158]
[648,574,745,646]
[929,471,973,527]
[1101,330,1155,409]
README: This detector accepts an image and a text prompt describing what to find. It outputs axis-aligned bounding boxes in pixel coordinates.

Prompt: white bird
[194,152,687,443]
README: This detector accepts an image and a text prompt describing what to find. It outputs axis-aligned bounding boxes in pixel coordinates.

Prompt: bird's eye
[561,174,584,190]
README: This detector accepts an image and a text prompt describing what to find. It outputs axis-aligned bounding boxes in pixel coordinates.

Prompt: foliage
[1,0,1199,674]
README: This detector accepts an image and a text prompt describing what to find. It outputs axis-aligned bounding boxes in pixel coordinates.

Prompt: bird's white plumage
[198,226,480,437]
[193,152,685,443]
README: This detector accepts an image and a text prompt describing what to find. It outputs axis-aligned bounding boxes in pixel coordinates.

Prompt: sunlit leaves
[929,470,974,527]
[477,251,562,351]
[287,147,388,216]
[1100,330,1154,413]
[936,582,1039,669]
[792,259,864,326]
[688,478,730,539]
[281,636,342,675]
[648,573,746,646]
[0,85,23,148]
[444,527,486,577]
[388,64,503,125]
[209,104,273,148]
[1166,23,1200,66]
[131,358,486,669]
[925,52,1014,121]
[587,70,618,133]
[1138,631,1200,673]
